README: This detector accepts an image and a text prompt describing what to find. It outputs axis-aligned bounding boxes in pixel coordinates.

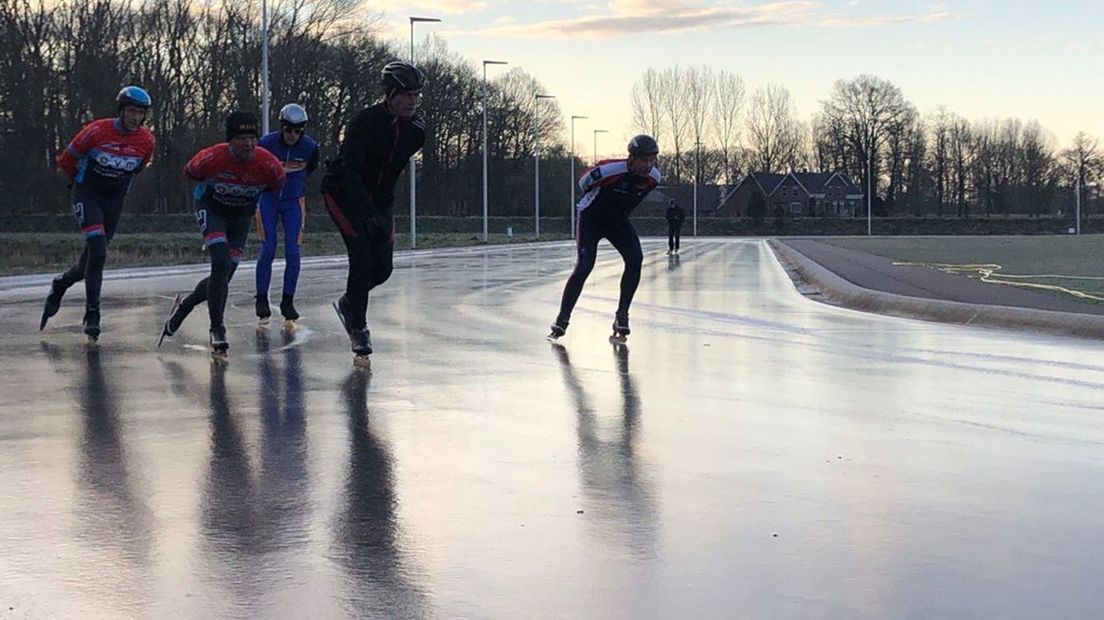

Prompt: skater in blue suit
[255,103,320,323]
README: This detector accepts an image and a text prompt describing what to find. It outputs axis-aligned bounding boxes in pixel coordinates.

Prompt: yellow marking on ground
[893,262,1104,303]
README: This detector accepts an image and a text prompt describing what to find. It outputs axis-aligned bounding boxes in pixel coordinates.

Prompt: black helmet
[381,60,426,96]
[117,86,151,111]
[627,134,659,157]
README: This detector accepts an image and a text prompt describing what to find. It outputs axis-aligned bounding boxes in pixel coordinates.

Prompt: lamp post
[866,145,873,237]
[592,129,609,167]
[481,60,508,243]
[693,140,701,236]
[1076,174,1083,235]
[569,115,587,238]
[533,93,555,239]
[261,0,269,134]
[407,16,441,249]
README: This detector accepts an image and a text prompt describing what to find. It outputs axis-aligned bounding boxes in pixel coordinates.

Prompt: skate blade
[546,333,563,342]
[158,294,183,348]
[282,319,299,331]
[211,350,229,364]
[257,317,270,328]
[609,334,628,344]
[86,335,100,347]
[332,301,344,325]
[353,355,371,370]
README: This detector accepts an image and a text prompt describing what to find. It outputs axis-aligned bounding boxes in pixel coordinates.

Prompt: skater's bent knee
[373,266,393,287]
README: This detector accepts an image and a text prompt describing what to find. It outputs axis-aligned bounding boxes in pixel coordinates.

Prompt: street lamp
[592,129,609,167]
[261,0,270,134]
[693,140,700,236]
[533,93,555,239]
[569,115,587,238]
[408,16,441,249]
[481,60,508,243]
[866,143,873,237]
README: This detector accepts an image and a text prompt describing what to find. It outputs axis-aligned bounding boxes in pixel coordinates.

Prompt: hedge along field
[0,232,575,277]
[4,213,1101,277]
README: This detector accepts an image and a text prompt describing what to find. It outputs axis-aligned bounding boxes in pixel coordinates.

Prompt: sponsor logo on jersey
[89,149,143,174]
[212,182,265,198]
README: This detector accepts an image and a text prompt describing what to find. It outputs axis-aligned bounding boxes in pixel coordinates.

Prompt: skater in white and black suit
[548,135,661,341]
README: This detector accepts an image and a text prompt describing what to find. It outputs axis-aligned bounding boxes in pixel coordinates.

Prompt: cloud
[476,2,821,39]
[375,0,487,14]
[819,10,959,27]
[469,1,963,39]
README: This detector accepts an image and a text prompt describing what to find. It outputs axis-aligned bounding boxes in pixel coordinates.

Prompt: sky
[372,0,1103,157]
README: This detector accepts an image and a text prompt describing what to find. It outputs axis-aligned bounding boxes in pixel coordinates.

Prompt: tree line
[2,0,1100,222]
[0,0,568,217]
[631,68,1103,221]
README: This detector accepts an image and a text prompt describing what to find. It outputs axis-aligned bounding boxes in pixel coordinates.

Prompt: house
[717,173,785,217]
[719,171,864,217]
[634,184,725,217]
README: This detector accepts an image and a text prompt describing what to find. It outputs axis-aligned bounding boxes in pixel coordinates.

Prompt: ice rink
[2,239,1102,619]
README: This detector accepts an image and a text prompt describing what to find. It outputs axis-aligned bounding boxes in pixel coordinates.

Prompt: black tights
[324,193,395,331]
[57,235,108,314]
[173,244,239,332]
[557,211,643,324]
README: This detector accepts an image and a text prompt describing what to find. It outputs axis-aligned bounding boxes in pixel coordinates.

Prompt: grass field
[0,232,572,277]
[819,235,1104,303]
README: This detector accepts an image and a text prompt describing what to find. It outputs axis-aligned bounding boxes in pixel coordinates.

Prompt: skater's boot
[547,315,569,340]
[611,313,630,341]
[82,308,101,342]
[209,326,229,357]
[333,295,353,336]
[280,294,300,322]
[351,327,373,356]
[158,294,184,348]
[255,294,271,321]
[40,277,66,330]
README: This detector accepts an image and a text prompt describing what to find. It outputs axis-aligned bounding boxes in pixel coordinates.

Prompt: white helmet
[278,103,308,128]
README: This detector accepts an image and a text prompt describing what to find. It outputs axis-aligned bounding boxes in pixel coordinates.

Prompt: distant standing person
[665,198,685,255]
[321,60,427,368]
[254,103,320,326]
[158,111,285,359]
[42,86,156,342]
[548,135,661,343]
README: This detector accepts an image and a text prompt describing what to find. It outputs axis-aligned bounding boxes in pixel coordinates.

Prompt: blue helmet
[117,86,151,111]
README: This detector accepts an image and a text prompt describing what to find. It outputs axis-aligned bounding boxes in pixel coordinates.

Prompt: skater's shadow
[667,253,681,271]
[71,348,153,602]
[549,343,660,559]
[256,328,311,556]
[197,362,275,607]
[331,371,428,617]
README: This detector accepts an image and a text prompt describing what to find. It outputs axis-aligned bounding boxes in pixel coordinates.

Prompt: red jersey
[185,143,285,214]
[56,118,156,196]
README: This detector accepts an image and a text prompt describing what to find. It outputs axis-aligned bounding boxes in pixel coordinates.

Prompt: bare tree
[630,68,663,145]
[746,84,802,173]
[1019,121,1055,217]
[1062,132,1102,227]
[948,116,972,218]
[684,64,714,181]
[927,107,953,217]
[820,74,911,205]
[710,69,744,184]
[658,66,689,182]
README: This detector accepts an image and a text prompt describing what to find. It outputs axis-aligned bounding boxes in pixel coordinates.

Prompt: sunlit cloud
[470,1,961,39]
[375,0,487,14]
[819,10,959,27]
[475,2,820,39]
